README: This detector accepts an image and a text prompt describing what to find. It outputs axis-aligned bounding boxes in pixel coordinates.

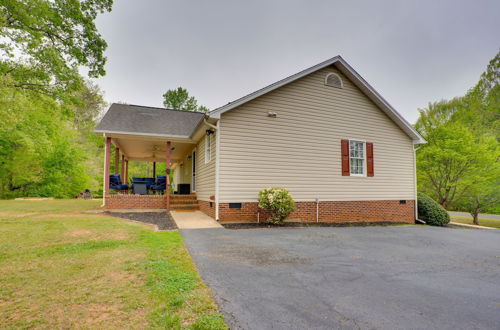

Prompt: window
[325,72,343,88]
[349,140,365,175]
[229,203,242,209]
[204,135,211,163]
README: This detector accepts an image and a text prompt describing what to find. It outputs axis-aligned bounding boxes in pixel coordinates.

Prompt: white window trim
[349,139,366,177]
[204,135,211,164]
[325,72,343,88]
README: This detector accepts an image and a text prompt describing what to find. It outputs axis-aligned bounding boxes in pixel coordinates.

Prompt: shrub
[258,188,296,225]
[417,192,450,226]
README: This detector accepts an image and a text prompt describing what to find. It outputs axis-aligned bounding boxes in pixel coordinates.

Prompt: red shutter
[341,139,350,176]
[367,142,374,177]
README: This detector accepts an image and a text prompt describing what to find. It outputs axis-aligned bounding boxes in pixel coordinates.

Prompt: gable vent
[325,72,343,88]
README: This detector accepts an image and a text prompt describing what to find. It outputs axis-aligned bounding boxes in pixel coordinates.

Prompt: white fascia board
[94,129,192,140]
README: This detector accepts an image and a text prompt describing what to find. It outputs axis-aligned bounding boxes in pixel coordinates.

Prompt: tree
[454,135,499,225]
[0,0,113,95]
[69,80,107,131]
[416,123,485,208]
[162,87,208,112]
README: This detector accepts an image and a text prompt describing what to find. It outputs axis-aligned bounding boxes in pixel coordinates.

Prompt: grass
[450,215,500,229]
[0,199,102,214]
[0,200,226,329]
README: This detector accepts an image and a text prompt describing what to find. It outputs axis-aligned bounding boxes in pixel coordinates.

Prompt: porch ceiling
[112,135,195,162]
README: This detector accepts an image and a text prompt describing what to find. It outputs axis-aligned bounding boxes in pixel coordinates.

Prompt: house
[95,56,425,223]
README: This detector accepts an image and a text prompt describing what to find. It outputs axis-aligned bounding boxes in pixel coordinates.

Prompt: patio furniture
[177,183,190,195]
[151,175,166,193]
[109,174,128,191]
[132,181,148,195]
[132,177,155,190]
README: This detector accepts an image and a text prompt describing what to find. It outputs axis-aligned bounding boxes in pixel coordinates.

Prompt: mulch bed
[222,221,411,229]
[106,212,177,230]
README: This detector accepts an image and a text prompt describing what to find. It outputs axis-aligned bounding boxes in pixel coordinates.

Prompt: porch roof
[95,103,205,139]
[96,103,210,162]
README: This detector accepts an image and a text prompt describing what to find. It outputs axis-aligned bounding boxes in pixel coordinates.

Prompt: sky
[94,0,500,123]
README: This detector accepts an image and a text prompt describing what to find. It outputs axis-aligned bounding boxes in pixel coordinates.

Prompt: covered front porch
[103,134,200,210]
[96,103,211,211]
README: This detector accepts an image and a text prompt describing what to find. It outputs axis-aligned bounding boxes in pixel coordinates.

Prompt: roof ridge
[114,103,205,115]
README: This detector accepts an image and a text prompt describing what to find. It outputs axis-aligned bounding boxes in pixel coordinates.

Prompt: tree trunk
[472,213,479,225]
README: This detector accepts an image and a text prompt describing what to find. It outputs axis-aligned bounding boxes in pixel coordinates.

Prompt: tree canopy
[0,0,113,96]
[415,50,500,222]
[162,87,208,112]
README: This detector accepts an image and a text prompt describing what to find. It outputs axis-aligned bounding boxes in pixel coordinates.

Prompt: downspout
[413,145,425,224]
[316,198,319,222]
[204,118,220,221]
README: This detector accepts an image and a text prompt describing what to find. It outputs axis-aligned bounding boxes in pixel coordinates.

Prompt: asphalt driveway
[181,226,500,330]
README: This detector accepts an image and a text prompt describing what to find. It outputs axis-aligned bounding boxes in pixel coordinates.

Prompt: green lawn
[0,199,103,214]
[450,215,500,229]
[0,200,226,329]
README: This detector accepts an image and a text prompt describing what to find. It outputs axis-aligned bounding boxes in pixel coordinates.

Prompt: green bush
[258,188,296,225]
[417,192,450,226]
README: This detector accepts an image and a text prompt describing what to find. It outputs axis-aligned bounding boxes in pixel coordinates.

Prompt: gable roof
[210,56,426,144]
[95,103,205,139]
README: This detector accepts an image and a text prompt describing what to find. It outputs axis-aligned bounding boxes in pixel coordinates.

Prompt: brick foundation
[105,194,167,209]
[198,200,216,218]
[218,200,415,223]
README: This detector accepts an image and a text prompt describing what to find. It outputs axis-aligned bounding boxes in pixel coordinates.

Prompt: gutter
[203,118,218,131]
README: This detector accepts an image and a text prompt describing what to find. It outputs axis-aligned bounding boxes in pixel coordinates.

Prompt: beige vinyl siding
[219,65,415,202]
[195,133,216,201]
[178,152,193,185]
[172,163,181,192]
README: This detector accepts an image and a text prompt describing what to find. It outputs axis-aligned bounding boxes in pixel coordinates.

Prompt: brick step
[170,194,197,200]
[171,204,200,210]
[170,199,198,205]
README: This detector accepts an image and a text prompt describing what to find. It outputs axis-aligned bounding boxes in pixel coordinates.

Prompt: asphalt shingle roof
[95,103,205,138]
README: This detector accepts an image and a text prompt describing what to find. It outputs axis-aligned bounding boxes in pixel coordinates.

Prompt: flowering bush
[258,188,296,225]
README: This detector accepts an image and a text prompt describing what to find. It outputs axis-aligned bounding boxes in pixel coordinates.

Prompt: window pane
[350,141,364,158]
[350,160,356,173]
[350,141,357,157]
[350,159,363,174]
[358,142,364,155]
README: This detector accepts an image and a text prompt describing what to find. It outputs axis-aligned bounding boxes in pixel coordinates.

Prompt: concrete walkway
[449,222,497,230]
[170,210,222,229]
[448,211,500,220]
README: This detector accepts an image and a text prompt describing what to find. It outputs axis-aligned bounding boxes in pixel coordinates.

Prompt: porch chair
[109,174,129,192]
[151,175,167,194]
